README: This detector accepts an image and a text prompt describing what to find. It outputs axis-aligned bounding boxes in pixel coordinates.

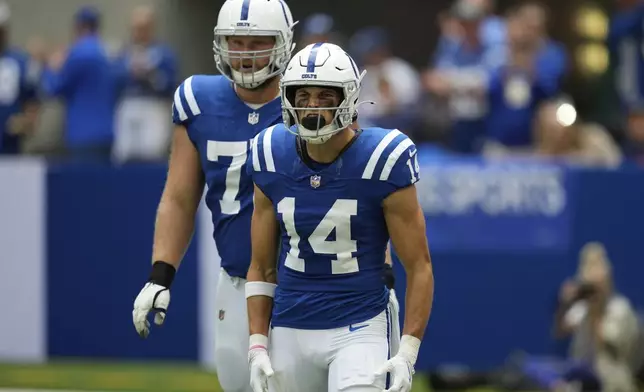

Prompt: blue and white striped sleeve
[361,129,420,193]
[247,125,280,199]
[247,125,279,177]
[172,76,202,125]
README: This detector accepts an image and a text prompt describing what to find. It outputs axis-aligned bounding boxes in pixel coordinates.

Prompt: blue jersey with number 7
[172,75,282,278]
[249,124,420,329]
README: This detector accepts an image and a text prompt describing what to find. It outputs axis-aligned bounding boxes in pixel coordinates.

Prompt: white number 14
[406,152,420,183]
[277,197,359,275]
[207,140,248,215]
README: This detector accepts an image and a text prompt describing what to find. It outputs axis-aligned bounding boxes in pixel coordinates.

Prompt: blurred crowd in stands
[0,0,643,168]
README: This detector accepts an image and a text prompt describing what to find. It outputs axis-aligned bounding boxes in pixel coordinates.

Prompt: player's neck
[235,78,280,105]
[306,128,355,164]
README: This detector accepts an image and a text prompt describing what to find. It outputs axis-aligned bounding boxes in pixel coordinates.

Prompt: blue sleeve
[432,37,457,69]
[172,75,202,126]
[42,44,88,97]
[112,51,130,96]
[382,136,420,192]
[247,128,275,199]
[366,132,420,197]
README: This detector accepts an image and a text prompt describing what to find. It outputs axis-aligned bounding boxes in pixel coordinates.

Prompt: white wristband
[249,333,269,350]
[245,281,277,299]
[398,335,421,366]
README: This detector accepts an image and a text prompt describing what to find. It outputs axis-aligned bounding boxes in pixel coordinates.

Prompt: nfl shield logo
[218,309,225,320]
[248,112,260,125]
[310,175,321,188]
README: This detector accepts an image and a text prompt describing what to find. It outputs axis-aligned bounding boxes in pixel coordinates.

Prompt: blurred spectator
[553,243,639,392]
[608,0,644,164]
[298,13,346,49]
[502,244,639,392]
[483,100,622,167]
[481,4,562,149]
[434,0,506,59]
[349,26,421,135]
[623,107,644,164]
[608,0,644,108]
[514,2,567,84]
[424,0,506,153]
[112,5,177,164]
[0,1,40,155]
[533,101,622,167]
[470,0,506,46]
[42,6,117,163]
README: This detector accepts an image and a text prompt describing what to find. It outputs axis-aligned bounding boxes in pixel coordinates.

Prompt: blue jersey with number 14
[172,75,282,278]
[249,125,420,329]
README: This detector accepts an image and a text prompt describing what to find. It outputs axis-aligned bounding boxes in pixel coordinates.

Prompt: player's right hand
[132,282,170,338]
[248,334,274,392]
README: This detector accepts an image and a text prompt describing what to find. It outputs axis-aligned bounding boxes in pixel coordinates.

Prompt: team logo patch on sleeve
[218,309,226,321]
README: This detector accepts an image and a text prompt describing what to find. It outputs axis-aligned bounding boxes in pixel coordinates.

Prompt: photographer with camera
[554,242,639,392]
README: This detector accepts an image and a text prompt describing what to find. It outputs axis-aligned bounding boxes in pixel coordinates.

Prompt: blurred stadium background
[2,0,644,391]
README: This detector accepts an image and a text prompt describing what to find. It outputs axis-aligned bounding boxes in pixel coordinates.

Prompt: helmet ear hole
[285,86,297,106]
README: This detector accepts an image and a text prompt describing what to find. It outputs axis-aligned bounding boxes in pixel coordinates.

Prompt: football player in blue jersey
[246,43,434,392]
[132,1,296,391]
[0,1,40,155]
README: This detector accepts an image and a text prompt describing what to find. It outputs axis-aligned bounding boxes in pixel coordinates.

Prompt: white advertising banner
[0,158,46,362]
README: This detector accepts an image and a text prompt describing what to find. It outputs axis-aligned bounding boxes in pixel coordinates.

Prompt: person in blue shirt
[113,5,178,163]
[246,43,434,392]
[42,6,116,162]
[0,2,40,155]
[483,4,564,148]
[608,0,644,162]
[608,0,644,109]
[516,2,568,82]
[425,0,506,153]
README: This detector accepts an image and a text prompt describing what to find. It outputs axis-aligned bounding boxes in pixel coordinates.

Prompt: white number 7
[207,140,249,215]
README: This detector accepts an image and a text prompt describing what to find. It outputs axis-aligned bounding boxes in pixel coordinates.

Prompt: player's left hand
[248,334,274,392]
[375,352,415,392]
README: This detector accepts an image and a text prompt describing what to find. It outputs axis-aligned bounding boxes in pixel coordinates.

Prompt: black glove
[384,263,395,289]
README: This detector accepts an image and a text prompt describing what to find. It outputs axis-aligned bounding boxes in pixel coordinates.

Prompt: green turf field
[0,362,437,391]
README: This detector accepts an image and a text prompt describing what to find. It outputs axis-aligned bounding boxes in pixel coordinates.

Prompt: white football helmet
[213,0,296,89]
[281,43,367,144]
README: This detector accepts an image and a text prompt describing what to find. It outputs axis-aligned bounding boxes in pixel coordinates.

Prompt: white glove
[132,282,170,338]
[248,334,274,392]
[375,335,420,392]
